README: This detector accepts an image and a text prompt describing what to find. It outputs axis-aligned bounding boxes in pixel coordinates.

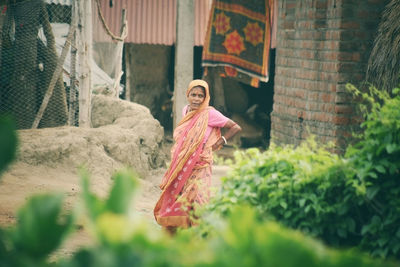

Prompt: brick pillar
[271,0,388,153]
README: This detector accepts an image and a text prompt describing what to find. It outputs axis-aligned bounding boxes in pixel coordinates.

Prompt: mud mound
[0,95,167,225]
[17,94,166,179]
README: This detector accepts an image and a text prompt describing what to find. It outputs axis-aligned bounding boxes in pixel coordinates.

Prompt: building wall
[124,44,174,131]
[271,0,388,152]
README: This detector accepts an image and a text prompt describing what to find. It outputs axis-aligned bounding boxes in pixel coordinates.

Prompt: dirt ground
[0,136,234,258]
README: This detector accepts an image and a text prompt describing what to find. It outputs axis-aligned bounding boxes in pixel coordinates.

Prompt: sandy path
[0,149,232,259]
[51,164,231,258]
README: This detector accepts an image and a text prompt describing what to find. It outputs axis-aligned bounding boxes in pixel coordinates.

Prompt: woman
[154,79,241,233]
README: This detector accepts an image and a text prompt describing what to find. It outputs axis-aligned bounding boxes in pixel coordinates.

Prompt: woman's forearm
[223,123,241,141]
[212,120,242,150]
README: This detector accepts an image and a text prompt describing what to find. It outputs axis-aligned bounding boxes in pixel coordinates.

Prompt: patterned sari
[154,80,222,228]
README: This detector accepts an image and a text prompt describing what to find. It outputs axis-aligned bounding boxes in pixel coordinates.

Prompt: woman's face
[187,86,205,110]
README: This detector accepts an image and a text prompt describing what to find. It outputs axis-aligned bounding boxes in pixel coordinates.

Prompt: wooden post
[68,7,78,126]
[31,19,76,129]
[124,50,131,101]
[173,0,194,127]
[113,8,127,97]
[76,0,93,128]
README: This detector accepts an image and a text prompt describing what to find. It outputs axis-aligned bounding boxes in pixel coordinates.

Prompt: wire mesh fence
[0,0,125,129]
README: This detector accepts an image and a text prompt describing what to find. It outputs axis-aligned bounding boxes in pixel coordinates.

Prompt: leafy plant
[0,115,18,177]
[0,194,74,266]
[1,167,393,267]
[346,84,400,258]
[202,84,400,260]
[204,140,363,247]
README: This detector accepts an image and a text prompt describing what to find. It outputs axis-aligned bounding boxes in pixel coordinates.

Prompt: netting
[0,0,71,129]
[0,0,125,129]
[92,0,126,98]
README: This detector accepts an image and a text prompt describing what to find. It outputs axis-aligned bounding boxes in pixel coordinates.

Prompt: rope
[95,0,128,42]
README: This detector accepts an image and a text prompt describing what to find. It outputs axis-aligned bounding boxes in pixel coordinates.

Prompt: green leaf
[299,199,306,208]
[392,243,400,254]
[12,194,73,258]
[280,201,287,209]
[284,210,292,218]
[337,228,347,238]
[106,169,139,214]
[347,218,356,232]
[377,237,389,247]
[366,186,380,200]
[81,169,105,220]
[386,144,397,154]
[0,116,18,176]
[371,215,381,225]
[304,205,311,213]
[361,224,371,235]
[375,165,386,174]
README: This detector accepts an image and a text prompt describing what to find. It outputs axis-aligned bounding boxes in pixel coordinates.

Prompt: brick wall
[271,0,388,153]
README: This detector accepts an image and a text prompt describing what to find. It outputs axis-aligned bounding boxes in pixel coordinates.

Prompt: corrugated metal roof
[195,0,211,46]
[44,0,72,6]
[94,0,211,45]
[45,0,211,45]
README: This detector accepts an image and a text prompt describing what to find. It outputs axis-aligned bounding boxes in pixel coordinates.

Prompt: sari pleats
[154,107,221,228]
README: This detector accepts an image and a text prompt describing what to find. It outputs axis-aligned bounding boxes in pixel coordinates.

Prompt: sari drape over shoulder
[154,80,222,228]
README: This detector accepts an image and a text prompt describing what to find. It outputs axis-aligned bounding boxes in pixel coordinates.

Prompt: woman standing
[154,79,241,233]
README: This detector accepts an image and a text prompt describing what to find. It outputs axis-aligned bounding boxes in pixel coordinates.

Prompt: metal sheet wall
[93,0,211,45]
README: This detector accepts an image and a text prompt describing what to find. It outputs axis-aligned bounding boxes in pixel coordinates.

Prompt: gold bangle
[221,136,227,145]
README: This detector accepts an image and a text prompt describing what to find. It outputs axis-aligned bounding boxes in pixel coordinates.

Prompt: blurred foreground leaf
[0,116,17,176]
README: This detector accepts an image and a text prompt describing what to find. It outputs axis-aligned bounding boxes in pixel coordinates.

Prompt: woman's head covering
[177,79,211,127]
[186,79,210,110]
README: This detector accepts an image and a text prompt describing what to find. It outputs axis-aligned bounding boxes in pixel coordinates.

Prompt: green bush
[205,141,363,247]
[203,85,400,259]
[346,85,400,258]
[1,168,394,266]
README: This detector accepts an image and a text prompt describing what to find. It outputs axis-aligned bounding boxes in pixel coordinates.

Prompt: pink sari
[154,81,221,228]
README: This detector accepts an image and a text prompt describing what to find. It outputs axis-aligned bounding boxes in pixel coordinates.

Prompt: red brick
[341,21,360,29]
[351,116,364,124]
[321,62,338,72]
[324,40,340,50]
[283,21,295,29]
[321,51,340,60]
[321,103,335,112]
[308,92,319,100]
[319,72,340,82]
[294,88,306,98]
[286,2,296,9]
[335,130,353,138]
[316,0,327,9]
[321,93,335,102]
[337,62,357,72]
[333,116,350,125]
[335,92,352,103]
[327,19,340,28]
[335,104,353,114]
[327,83,337,92]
